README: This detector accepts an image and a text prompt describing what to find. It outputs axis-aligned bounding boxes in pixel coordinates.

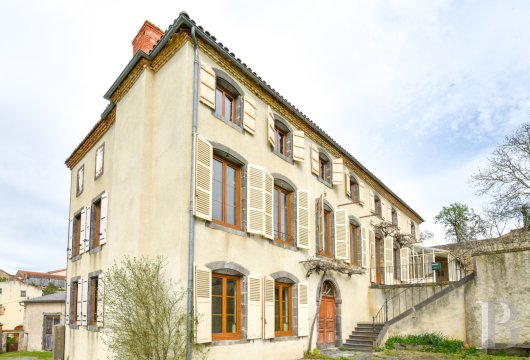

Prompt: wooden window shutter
[345,171,351,197]
[369,191,375,213]
[383,237,394,285]
[68,219,73,259]
[292,131,305,162]
[267,106,275,147]
[316,195,324,252]
[332,158,344,185]
[247,165,265,235]
[194,265,212,343]
[297,281,309,336]
[95,145,104,177]
[262,275,275,339]
[380,200,386,219]
[194,135,213,221]
[97,274,104,327]
[400,247,410,282]
[397,211,401,229]
[334,209,349,260]
[199,63,215,109]
[65,282,70,324]
[81,279,88,326]
[359,181,366,206]
[243,96,257,135]
[264,172,274,240]
[310,145,319,175]
[99,193,109,245]
[247,275,263,339]
[79,208,86,255]
[387,204,392,222]
[84,205,91,253]
[361,226,368,269]
[296,190,310,249]
[369,230,376,283]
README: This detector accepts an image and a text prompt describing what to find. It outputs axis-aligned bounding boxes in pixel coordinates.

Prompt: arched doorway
[318,281,336,347]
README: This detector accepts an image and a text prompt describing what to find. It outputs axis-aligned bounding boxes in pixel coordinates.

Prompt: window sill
[272,150,294,164]
[213,113,244,134]
[206,221,248,238]
[89,245,104,255]
[209,339,248,347]
[87,325,100,332]
[270,335,300,342]
[70,255,82,262]
[272,239,298,252]
[316,176,333,189]
[69,324,79,330]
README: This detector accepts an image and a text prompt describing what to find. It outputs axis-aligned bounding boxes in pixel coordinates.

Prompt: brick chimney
[132,20,163,55]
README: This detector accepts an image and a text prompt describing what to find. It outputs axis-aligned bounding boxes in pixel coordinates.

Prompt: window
[71,281,79,326]
[73,212,82,257]
[215,76,241,125]
[20,290,26,297]
[212,156,241,229]
[322,209,332,257]
[0,288,3,294]
[319,154,331,184]
[411,222,416,240]
[274,282,293,336]
[391,208,398,226]
[88,276,98,326]
[95,144,104,179]
[274,127,288,156]
[212,273,241,340]
[349,178,360,203]
[350,223,360,266]
[374,195,382,217]
[91,198,102,249]
[76,165,84,196]
[274,186,292,244]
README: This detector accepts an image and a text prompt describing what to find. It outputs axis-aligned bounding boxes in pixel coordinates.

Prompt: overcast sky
[1,0,529,274]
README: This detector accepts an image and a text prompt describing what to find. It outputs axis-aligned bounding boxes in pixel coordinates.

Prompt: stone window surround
[212,68,245,130]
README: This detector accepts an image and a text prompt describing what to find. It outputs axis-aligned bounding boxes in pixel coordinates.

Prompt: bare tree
[102,256,206,360]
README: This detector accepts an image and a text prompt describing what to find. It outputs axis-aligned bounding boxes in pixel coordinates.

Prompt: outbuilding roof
[23,291,66,304]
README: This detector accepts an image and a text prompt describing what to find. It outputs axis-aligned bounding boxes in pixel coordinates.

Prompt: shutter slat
[292,131,305,162]
[298,281,309,336]
[99,193,109,245]
[267,106,275,147]
[296,190,310,249]
[199,63,216,109]
[332,158,344,185]
[334,209,349,260]
[247,165,265,235]
[264,172,274,239]
[243,96,256,135]
[194,265,212,343]
[194,135,213,221]
[311,145,319,175]
[247,275,263,339]
[263,275,275,339]
[384,237,394,285]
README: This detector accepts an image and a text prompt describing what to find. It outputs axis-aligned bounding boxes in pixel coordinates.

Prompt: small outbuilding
[22,292,65,352]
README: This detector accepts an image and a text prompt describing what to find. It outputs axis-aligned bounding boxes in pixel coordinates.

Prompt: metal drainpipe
[186,26,200,360]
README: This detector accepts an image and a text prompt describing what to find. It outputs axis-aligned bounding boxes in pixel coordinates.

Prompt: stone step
[349,334,377,341]
[341,343,373,352]
[356,323,384,329]
[345,338,374,345]
[353,328,380,334]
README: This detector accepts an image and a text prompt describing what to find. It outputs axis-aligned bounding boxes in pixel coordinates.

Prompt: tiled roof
[16,270,66,281]
[23,291,66,304]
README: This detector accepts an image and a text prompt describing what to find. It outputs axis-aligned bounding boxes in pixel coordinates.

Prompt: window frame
[274,281,293,337]
[73,212,82,257]
[71,281,79,326]
[215,83,237,124]
[350,223,360,267]
[274,185,292,245]
[211,273,241,341]
[374,195,382,218]
[88,276,98,326]
[349,178,360,203]
[318,152,332,184]
[391,208,398,226]
[322,209,332,257]
[212,156,242,230]
[90,198,102,249]
[411,222,416,240]
[20,290,26,298]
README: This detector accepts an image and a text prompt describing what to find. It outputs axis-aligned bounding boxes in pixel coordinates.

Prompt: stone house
[22,292,65,352]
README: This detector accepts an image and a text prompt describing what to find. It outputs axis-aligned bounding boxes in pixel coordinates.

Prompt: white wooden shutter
[397,211,401,229]
[65,282,70,324]
[292,131,305,162]
[95,145,104,177]
[76,281,82,324]
[68,219,73,259]
[316,195,324,252]
[448,253,455,281]
[243,96,256,135]
[359,181,366,206]
[247,165,265,235]
[298,281,309,336]
[267,106,275,147]
[369,191,375,213]
[194,135,213,221]
[384,237,394,285]
[361,226,368,269]
[99,192,109,245]
[79,208,86,255]
[381,200,386,220]
[247,275,263,339]
[345,171,351,197]
[400,247,410,282]
[199,63,215,109]
[263,275,275,339]
[334,209,349,260]
[81,278,88,326]
[194,265,212,343]
[264,172,274,240]
[297,190,310,249]
[332,158,344,185]
[96,274,104,327]
[84,205,91,253]
[370,230,376,283]
[387,204,392,222]
[311,145,319,175]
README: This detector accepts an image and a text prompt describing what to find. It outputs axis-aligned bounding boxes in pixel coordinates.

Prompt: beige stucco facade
[0,281,42,330]
[64,15,426,360]
[23,300,64,351]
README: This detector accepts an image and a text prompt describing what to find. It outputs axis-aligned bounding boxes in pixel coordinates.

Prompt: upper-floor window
[90,198,102,249]
[95,144,104,179]
[411,222,416,239]
[272,118,293,159]
[212,273,241,340]
[274,186,292,244]
[76,165,84,196]
[73,212,82,257]
[20,290,26,297]
[88,276,99,326]
[275,127,288,156]
[350,222,360,266]
[349,176,360,203]
[215,77,241,125]
[70,281,79,326]
[322,209,332,257]
[319,153,331,184]
[274,282,293,336]
[212,156,241,229]
[391,208,398,226]
[374,195,382,217]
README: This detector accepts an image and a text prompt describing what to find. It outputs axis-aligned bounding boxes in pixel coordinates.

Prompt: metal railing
[369,260,468,286]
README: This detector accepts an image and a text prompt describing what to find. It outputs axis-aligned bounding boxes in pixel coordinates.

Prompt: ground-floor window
[212,273,241,340]
[88,276,99,326]
[71,281,79,326]
[274,282,293,336]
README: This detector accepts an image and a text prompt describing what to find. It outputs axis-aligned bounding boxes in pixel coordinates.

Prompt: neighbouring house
[16,270,66,289]
[63,13,466,360]
[22,292,65,352]
[0,280,42,331]
[0,270,12,281]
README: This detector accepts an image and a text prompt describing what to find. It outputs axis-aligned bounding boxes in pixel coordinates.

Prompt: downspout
[186,25,200,360]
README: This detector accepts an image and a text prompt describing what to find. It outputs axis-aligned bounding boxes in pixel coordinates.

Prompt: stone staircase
[342,322,383,352]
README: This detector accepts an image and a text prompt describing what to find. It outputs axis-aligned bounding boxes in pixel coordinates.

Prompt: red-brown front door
[318,295,336,346]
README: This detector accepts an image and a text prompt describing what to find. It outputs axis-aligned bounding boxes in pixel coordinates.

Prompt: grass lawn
[0,352,52,359]
[375,349,526,359]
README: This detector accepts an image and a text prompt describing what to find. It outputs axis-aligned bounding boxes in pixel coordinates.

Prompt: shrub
[385,333,478,355]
